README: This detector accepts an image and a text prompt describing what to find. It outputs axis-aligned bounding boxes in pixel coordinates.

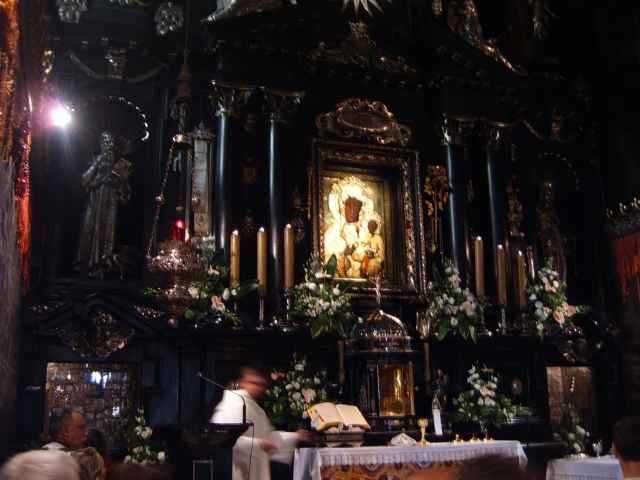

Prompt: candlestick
[257,227,267,297]
[516,250,527,309]
[284,224,295,289]
[474,236,485,297]
[230,230,240,288]
[496,244,507,306]
[526,246,536,281]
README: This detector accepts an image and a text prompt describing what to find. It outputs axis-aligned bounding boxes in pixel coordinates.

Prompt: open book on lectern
[307,403,371,432]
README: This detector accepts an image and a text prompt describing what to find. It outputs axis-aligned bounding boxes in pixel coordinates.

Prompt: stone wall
[0,159,20,460]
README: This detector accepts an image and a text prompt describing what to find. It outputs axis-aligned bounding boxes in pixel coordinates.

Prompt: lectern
[178,423,250,480]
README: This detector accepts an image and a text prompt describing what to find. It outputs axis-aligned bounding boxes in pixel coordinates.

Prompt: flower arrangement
[263,356,329,430]
[181,237,257,325]
[125,409,166,465]
[146,237,257,326]
[453,366,520,431]
[526,260,588,338]
[290,254,353,338]
[425,258,482,342]
[554,402,590,456]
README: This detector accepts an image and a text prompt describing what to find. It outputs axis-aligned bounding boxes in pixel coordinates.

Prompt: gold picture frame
[311,138,427,300]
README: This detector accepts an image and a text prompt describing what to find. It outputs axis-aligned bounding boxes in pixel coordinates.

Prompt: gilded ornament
[424,165,449,253]
[316,98,411,146]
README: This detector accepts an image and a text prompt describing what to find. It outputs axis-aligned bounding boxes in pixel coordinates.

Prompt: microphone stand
[197,372,247,426]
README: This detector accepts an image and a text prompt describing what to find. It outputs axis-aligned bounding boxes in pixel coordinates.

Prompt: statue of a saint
[537,180,567,283]
[76,131,132,276]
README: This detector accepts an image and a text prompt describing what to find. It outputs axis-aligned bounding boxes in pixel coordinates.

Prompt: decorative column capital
[262,88,305,123]
[210,80,255,117]
[439,115,475,146]
[484,122,512,150]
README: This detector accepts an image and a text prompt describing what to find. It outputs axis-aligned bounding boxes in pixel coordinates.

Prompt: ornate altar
[12,0,619,467]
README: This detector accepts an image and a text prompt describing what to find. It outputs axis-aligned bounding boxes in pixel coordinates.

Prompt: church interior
[0,1,638,479]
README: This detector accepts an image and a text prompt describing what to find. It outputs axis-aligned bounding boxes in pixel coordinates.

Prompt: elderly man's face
[59,412,88,449]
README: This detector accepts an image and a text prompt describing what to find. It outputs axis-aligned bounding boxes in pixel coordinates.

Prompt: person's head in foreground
[48,408,88,450]
[613,416,640,478]
[0,449,80,480]
[71,447,107,480]
[238,366,269,400]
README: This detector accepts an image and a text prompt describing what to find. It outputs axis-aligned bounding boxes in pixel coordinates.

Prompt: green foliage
[263,356,329,430]
[453,365,522,430]
[181,238,258,326]
[124,409,166,465]
[290,254,353,338]
[425,258,482,342]
[527,260,589,338]
[553,402,590,455]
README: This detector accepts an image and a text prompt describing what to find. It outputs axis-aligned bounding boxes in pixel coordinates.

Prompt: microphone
[197,372,247,426]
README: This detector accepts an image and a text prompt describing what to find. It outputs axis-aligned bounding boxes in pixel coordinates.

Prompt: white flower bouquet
[124,409,166,465]
[526,260,588,338]
[181,237,258,326]
[145,237,257,327]
[263,357,329,430]
[425,258,482,342]
[554,402,590,456]
[290,254,353,338]
[453,366,521,431]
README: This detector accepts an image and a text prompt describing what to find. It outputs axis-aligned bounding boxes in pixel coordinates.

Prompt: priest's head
[49,408,88,450]
[613,416,640,477]
[238,366,269,400]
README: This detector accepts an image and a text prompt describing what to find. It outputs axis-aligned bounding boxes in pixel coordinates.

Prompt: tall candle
[230,230,240,287]
[257,227,267,296]
[516,250,527,308]
[496,244,507,305]
[284,224,295,288]
[526,246,536,281]
[474,236,485,297]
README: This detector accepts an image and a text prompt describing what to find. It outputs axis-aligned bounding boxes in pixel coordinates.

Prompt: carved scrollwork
[485,123,511,150]
[506,176,524,238]
[308,22,418,79]
[316,98,412,146]
[209,80,255,117]
[56,309,135,359]
[261,88,305,123]
[439,116,475,146]
[133,305,165,320]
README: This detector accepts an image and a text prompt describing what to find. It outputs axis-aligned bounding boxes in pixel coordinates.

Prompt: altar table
[293,440,527,480]
[546,456,623,480]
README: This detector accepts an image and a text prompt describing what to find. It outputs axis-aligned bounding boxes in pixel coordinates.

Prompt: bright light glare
[50,104,72,128]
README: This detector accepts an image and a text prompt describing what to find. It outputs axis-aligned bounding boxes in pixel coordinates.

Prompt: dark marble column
[441,115,475,284]
[484,123,511,288]
[262,88,304,316]
[210,81,253,255]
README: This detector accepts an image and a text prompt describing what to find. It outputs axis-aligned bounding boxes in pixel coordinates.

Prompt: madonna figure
[76,131,131,276]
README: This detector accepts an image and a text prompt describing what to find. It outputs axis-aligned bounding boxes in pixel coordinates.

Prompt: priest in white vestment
[210,366,305,480]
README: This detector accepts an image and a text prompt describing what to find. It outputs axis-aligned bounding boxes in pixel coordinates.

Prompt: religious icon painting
[311,139,427,301]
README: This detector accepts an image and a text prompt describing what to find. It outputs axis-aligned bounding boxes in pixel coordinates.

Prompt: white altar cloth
[293,440,527,480]
[546,456,623,480]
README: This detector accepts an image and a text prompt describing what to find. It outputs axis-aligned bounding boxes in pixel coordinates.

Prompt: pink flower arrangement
[527,261,588,337]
